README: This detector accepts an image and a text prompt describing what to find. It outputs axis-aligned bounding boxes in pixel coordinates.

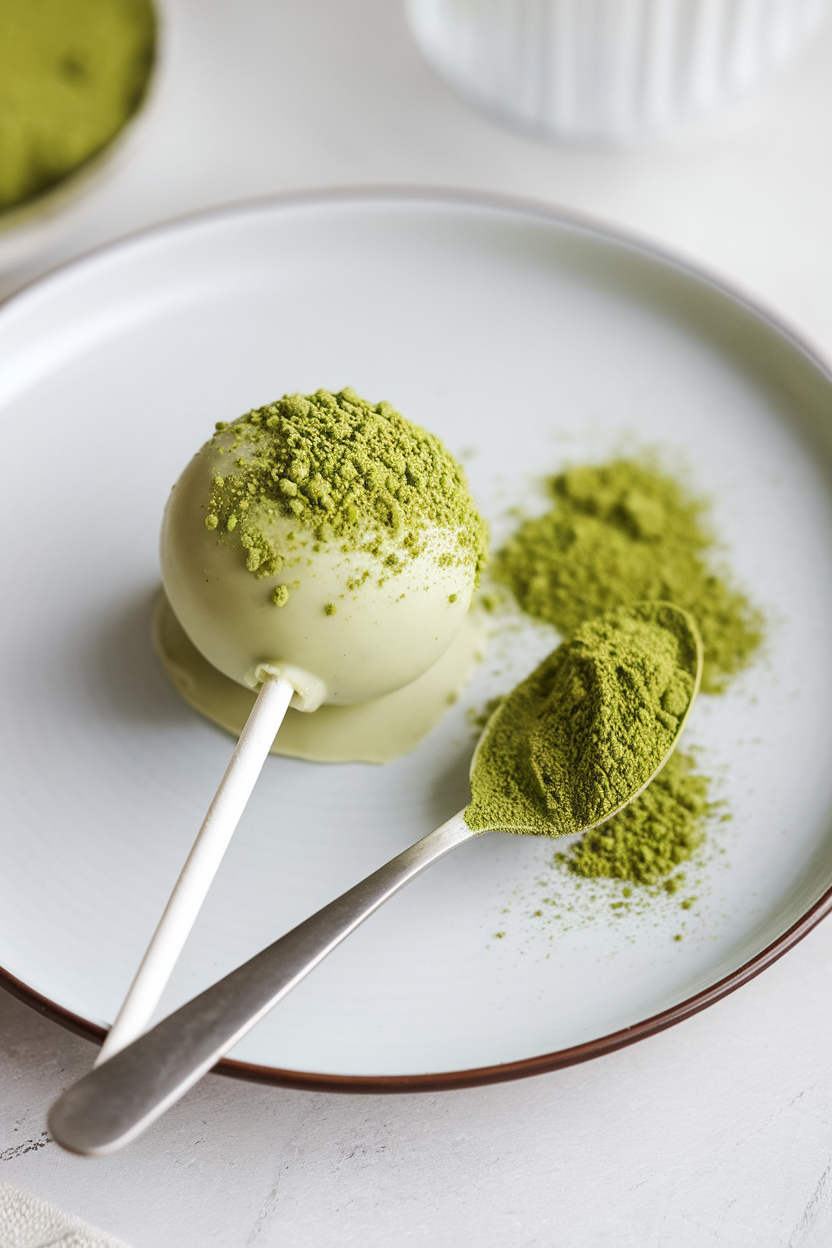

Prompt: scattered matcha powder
[488,456,760,890]
[204,388,488,605]
[558,749,711,885]
[467,695,505,734]
[0,0,157,213]
[494,458,762,694]
[464,602,700,835]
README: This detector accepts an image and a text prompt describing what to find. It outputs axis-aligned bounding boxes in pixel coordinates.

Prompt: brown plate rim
[2,184,832,1092]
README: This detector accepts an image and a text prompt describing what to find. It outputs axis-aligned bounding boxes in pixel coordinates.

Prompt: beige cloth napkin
[0,1183,131,1248]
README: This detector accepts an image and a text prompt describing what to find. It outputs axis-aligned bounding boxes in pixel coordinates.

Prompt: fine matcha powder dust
[488,456,763,892]
[560,749,712,887]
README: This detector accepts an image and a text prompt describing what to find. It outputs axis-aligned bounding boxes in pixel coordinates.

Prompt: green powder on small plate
[0,0,156,213]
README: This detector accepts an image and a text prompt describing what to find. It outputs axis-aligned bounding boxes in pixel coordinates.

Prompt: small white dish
[2,190,832,1089]
[0,2,162,274]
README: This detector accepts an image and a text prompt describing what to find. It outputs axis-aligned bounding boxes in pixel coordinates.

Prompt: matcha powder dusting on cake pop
[204,388,488,589]
[493,458,762,694]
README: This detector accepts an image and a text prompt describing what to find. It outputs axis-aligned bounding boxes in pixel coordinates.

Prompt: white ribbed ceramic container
[406,0,832,141]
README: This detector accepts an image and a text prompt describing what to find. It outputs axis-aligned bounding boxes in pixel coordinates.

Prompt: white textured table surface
[4,2,832,1244]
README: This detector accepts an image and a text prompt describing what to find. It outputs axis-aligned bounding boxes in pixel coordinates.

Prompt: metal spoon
[49,604,701,1156]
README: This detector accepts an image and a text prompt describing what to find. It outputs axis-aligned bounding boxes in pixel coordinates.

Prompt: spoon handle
[49,810,479,1157]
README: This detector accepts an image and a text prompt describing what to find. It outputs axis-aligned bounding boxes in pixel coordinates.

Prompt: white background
[4,1,832,1244]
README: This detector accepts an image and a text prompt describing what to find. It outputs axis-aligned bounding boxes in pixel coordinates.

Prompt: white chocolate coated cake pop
[161,388,488,712]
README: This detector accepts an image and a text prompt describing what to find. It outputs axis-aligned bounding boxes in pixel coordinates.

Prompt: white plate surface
[3,192,832,1080]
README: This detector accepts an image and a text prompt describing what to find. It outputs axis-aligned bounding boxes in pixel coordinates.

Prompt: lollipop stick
[95,675,294,1066]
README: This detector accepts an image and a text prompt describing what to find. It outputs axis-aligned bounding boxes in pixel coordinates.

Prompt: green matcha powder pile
[465,602,700,838]
[490,458,763,889]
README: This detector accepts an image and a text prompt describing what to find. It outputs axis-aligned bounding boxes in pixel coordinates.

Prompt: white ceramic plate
[3,191,832,1088]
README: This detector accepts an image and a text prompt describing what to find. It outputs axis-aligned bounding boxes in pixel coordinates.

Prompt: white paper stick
[96,675,294,1065]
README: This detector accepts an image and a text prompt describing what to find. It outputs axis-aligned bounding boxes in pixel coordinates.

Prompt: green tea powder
[0,0,156,213]
[559,749,711,886]
[205,387,488,591]
[465,602,700,836]
[488,457,762,887]
[494,458,762,694]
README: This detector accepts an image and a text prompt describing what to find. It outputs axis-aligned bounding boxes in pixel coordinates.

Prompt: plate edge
[3,880,831,1090]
